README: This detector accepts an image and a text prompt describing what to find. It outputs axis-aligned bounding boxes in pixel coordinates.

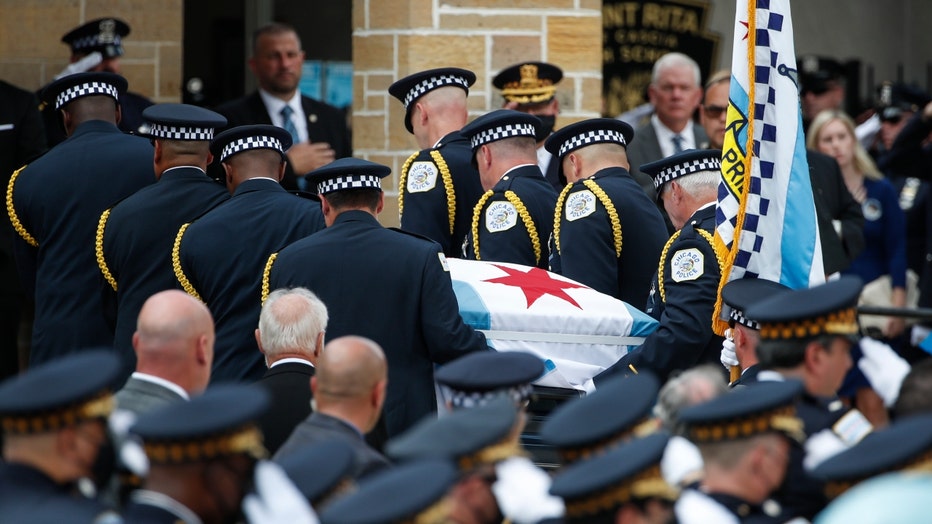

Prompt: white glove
[858,337,911,407]
[242,460,319,524]
[803,429,848,471]
[720,331,739,370]
[491,457,564,523]
[910,324,931,348]
[54,52,103,80]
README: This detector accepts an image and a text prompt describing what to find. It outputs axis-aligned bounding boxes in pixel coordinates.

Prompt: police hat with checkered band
[461,109,542,154]
[305,157,391,196]
[640,149,722,195]
[544,118,634,179]
[41,71,127,111]
[62,18,130,59]
[721,278,790,330]
[142,103,227,142]
[744,275,863,342]
[435,351,545,410]
[210,124,292,164]
[389,67,476,134]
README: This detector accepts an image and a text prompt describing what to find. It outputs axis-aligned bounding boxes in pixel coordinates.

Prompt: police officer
[745,275,873,520]
[172,125,325,383]
[389,67,485,258]
[434,350,544,412]
[596,149,725,383]
[7,72,154,365]
[460,110,558,269]
[97,104,229,377]
[545,118,669,307]
[493,62,565,192]
[262,158,489,448]
[0,350,123,523]
[718,278,790,387]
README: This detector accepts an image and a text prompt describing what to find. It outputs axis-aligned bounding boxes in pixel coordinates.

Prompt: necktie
[280,105,300,145]
[671,134,684,154]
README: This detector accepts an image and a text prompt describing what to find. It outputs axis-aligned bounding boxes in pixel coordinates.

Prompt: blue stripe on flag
[624,303,660,337]
[780,129,819,288]
[452,280,492,330]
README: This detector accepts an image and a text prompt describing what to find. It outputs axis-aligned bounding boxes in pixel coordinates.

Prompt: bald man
[274,335,391,479]
[114,290,215,417]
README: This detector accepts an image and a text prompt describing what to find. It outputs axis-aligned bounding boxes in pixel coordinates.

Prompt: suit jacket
[266,211,489,447]
[274,412,391,480]
[807,150,865,275]
[626,120,709,199]
[213,92,351,189]
[174,178,325,382]
[99,166,228,378]
[114,375,186,418]
[257,361,315,455]
[8,120,154,365]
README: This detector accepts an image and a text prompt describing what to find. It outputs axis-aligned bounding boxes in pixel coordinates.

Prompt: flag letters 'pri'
[713,0,825,332]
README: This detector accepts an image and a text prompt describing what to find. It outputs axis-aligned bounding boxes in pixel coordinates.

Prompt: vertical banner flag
[713,0,825,333]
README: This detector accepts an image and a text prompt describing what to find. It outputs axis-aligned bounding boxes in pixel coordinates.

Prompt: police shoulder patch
[485,200,518,233]
[407,161,438,193]
[671,248,704,282]
[565,189,597,222]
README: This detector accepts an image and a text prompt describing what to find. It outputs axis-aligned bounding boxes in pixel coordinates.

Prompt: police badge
[406,161,438,193]
[485,201,518,233]
[671,248,704,282]
[565,190,596,221]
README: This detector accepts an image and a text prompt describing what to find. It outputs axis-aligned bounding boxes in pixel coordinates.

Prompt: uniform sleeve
[557,203,618,297]
[418,246,490,363]
[399,153,454,255]
[476,193,539,268]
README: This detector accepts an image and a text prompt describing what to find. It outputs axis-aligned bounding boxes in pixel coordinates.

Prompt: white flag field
[713,0,825,330]
[447,259,658,393]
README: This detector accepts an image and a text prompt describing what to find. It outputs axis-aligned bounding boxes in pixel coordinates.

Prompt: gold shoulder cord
[582,179,623,257]
[552,184,573,255]
[504,190,541,265]
[171,223,202,301]
[429,150,456,235]
[95,209,118,291]
[260,253,278,304]
[470,190,495,260]
[6,166,37,247]
[397,151,419,220]
[657,228,724,304]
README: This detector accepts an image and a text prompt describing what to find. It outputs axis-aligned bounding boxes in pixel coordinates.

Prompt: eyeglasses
[703,105,727,118]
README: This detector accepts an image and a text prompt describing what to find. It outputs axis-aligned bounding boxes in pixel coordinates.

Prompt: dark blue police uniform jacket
[399,130,484,258]
[267,210,489,445]
[174,178,324,383]
[7,120,154,364]
[463,164,557,269]
[99,166,228,376]
[596,204,724,383]
[0,462,117,524]
[554,166,669,307]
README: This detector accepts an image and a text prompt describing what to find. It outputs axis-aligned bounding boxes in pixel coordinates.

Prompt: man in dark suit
[7,72,154,366]
[173,125,325,383]
[213,22,350,190]
[255,287,328,455]
[263,158,489,448]
[624,52,708,200]
[97,104,229,378]
[0,80,46,378]
[114,290,215,418]
[275,336,391,479]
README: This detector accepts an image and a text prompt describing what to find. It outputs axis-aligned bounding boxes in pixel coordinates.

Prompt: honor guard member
[435,350,544,412]
[545,118,669,307]
[8,72,154,365]
[674,380,806,524]
[550,432,679,524]
[718,278,790,387]
[389,67,485,257]
[172,125,324,383]
[97,103,229,377]
[320,459,459,524]
[541,372,660,466]
[125,384,288,523]
[460,110,558,269]
[387,397,564,524]
[0,351,123,523]
[493,62,565,192]
[42,18,154,147]
[744,276,873,520]
[277,440,357,511]
[262,158,489,448]
[596,149,725,383]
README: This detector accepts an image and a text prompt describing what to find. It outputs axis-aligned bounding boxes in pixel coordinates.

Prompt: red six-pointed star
[483,264,588,309]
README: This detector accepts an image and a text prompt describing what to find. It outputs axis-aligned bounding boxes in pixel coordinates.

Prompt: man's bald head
[315,336,387,400]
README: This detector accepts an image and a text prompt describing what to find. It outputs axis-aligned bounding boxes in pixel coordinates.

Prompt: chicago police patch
[671,248,704,282]
[565,190,596,221]
[407,161,438,192]
[485,201,518,233]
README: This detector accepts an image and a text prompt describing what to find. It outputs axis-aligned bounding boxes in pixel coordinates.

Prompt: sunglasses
[703,105,727,118]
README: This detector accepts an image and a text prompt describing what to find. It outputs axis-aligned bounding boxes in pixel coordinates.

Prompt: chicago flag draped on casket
[448,259,658,393]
